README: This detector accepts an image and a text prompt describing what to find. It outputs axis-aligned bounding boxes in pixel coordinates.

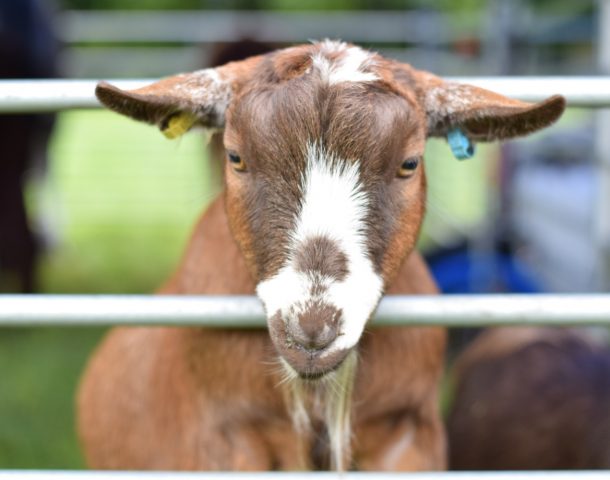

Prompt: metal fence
[58,10,456,45]
[56,9,595,78]
[1,77,610,112]
[3,294,610,328]
[1,77,610,478]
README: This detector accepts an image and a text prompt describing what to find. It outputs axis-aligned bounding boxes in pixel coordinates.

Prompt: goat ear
[95,56,262,136]
[411,70,566,141]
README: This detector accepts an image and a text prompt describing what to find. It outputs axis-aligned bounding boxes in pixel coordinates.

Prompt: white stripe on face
[256,142,384,356]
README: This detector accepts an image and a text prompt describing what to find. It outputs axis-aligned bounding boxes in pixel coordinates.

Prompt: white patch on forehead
[311,40,379,85]
[257,142,383,356]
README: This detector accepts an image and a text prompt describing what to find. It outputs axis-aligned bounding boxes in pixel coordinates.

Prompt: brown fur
[80,42,565,471]
[78,195,447,470]
[448,327,610,470]
[224,71,425,283]
[294,236,349,282]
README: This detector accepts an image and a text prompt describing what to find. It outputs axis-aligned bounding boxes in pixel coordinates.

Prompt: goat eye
[397,157,420,178]
[227,152,246,172]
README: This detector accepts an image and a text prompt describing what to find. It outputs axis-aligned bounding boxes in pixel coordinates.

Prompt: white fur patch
[381,422,415,470]
[167,68,232,124]
[424,82,482,133]
[256,142,384,356]
[311,40,378,85]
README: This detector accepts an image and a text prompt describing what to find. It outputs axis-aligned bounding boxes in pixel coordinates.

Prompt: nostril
[288,303,341,351]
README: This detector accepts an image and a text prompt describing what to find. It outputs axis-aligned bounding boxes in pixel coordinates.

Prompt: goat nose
[289,303,341,351]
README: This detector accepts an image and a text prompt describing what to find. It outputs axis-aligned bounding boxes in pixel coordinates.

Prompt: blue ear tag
[447,128,475,160]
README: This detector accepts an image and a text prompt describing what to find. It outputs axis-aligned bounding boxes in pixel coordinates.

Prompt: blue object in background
[426,244,542,294]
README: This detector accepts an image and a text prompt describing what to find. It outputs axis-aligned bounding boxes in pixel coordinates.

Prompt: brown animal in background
[77,41,565,471]
[448,327,610,470]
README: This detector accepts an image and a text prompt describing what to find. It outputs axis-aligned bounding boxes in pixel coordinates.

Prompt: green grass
[38,109,218,294]
[0,327,104,468]
[1,109,217,468]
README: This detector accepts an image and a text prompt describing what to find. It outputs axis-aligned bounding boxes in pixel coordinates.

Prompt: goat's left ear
[411,70,566,141]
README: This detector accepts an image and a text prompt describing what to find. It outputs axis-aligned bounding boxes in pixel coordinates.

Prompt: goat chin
[280,350,358,471]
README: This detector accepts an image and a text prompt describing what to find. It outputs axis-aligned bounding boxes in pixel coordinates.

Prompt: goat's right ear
[388,60,565,143]
[411,69,566,142]
[95,55,262,136]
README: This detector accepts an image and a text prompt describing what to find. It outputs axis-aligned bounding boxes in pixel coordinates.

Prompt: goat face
[223,50,427,377]
[95,40,565,379]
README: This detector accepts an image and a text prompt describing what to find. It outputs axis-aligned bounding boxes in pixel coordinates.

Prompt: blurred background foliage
[57,0,593,14]
[59,0,487,12]
[2,109,212,467]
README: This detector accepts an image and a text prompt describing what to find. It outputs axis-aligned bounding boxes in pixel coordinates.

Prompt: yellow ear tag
[162,113,197,139]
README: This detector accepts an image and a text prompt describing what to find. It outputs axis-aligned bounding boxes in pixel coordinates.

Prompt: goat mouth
[297,359,345,381]
[278,350,348,383]
[299,370,328,381]
[266,310,351,378]
[277,344,350,380]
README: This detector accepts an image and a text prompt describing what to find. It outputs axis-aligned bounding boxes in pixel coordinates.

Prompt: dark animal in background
[77,41,564,471]
[0,0,59,292]
[448,327,610,470]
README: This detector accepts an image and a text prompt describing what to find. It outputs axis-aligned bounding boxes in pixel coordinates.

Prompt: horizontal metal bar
[0,79,148,113]
[0,77,606,113]
[59,10,455,44]
[2,294,610,327]
[0,471,608,480]
[58,10,582,46]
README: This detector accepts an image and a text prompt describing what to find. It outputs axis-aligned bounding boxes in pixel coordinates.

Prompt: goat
[448,327,610,470]
[77,41,565,471]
